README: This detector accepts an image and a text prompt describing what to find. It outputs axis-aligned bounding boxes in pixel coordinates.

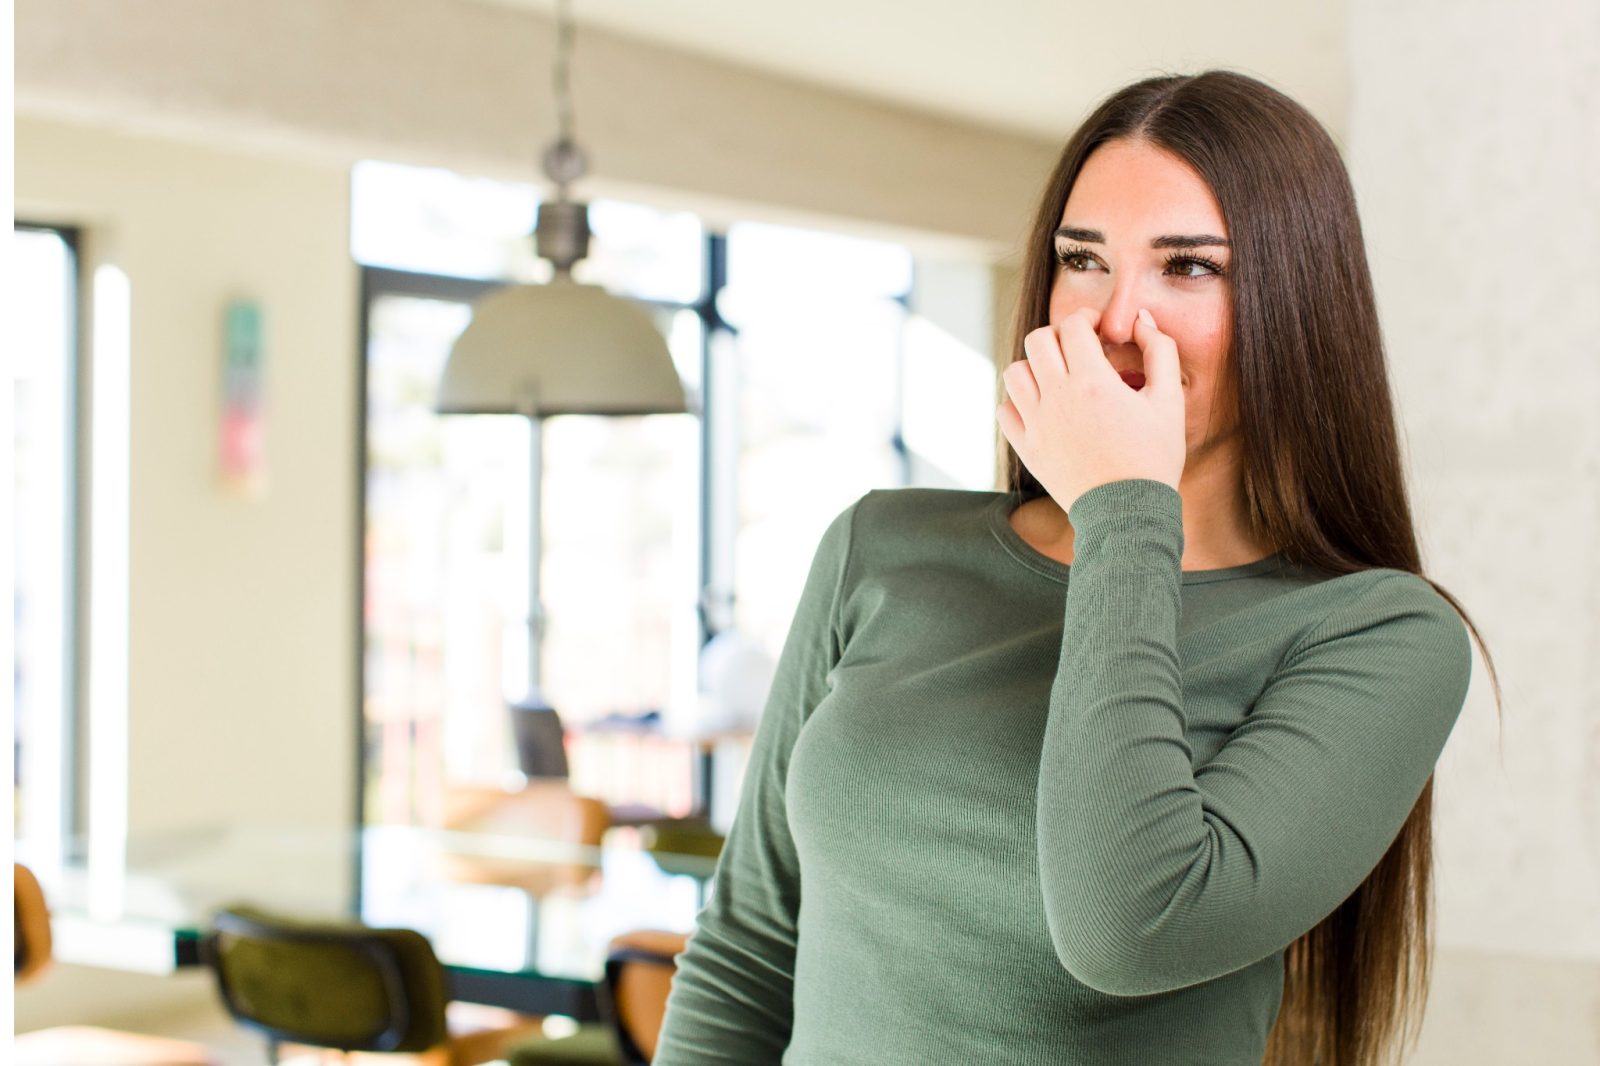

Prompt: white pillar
[1347,0,1600,1060]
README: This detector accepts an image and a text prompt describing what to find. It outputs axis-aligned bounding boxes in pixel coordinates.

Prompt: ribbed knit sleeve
[654,497,860,1065]
[1038,478,1472,997]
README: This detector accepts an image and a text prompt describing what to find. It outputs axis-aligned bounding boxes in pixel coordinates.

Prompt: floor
[98,1002,521,1066]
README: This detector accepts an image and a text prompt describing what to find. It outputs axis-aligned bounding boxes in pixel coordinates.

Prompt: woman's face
[1048,137,1236,459]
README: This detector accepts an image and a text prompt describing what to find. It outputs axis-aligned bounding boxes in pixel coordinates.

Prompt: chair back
[441,780,611,896]
[637,817,724,878]
[444,779,610,846]
[203,905,449,1055]
[14,864,54,984]
[600,930,688,1065]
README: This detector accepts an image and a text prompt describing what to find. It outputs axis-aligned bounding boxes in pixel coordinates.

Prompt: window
[360,268,704,824]
[717,222,913,658]
[352,162,995,830]
[11,224,83,861]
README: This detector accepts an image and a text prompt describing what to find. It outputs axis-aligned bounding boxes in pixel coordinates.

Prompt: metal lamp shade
[437,277,687,416]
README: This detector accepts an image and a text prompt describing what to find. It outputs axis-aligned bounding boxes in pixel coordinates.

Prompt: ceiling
[489,0,1349,143]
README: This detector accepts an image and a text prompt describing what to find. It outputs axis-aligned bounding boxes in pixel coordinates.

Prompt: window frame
[353,260,718,834]
[12,220,90,863]
[351,227,924,841]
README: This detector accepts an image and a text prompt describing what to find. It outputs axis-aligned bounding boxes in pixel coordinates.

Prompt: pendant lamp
[435,0,687,756]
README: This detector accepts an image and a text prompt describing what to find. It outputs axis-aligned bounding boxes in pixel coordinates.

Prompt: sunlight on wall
[87,263,131,920]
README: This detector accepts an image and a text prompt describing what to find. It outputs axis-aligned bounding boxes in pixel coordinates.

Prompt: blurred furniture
[508,929,689,1066]
[435,780,612,1043]
[14,862,53,982]
[203,905,541,1066]
[13,863,221,1066]
[440,780,611,896]
[601,930,687,1064]
[571,712,755,824]
[511,703,571,778]
[635,816,724,880]
[31,824,715,1023]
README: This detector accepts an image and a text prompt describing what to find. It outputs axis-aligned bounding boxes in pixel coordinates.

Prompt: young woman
[654,69,1502,1066]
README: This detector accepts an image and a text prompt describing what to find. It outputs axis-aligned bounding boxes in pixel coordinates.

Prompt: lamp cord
[553,0,574,147]
[541,0,587,197]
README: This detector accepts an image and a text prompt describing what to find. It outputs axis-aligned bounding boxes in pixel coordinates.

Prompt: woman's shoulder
[851,485,1005,533]
[814,487,1006,585]
[1294,564,1459,619]
[1282,565,1471,675]
[809,486,1001,571]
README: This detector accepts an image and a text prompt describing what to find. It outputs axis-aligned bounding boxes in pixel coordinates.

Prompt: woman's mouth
[1118,369,1147,391]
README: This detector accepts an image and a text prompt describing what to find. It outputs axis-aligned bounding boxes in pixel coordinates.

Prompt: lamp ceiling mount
[542,139,587,190]
[436,0,685,423]
[535,0,591,278]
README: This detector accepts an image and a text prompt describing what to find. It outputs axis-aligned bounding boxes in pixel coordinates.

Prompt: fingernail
[1137,308,1154,328]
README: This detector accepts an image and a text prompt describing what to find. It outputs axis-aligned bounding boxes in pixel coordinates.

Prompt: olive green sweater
[655,478,1471,1066]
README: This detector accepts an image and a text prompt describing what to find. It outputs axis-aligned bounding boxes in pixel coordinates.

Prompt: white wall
[16,117,361,839]
[15,117,360,1032]
[1347,0,1600,1061]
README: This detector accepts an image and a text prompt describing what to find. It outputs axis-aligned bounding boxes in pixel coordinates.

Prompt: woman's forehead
[1059,140,1227,236]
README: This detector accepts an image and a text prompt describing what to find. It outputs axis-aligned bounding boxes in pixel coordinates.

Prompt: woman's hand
[996,306,1187,514]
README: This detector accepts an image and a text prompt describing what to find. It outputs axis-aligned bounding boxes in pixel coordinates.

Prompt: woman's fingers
[1002,358,1040,418]
[1054,307,1102,377]
[996,396,1026,442]
[1132,307,1181,395]
[1022,325,1067,392]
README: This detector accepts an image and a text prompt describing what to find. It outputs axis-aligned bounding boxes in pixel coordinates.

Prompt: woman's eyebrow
[1055,226,1231,249]
[1151,233,1232,250]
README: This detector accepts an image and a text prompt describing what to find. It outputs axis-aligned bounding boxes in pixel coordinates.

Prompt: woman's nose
[1097,280,1143,345]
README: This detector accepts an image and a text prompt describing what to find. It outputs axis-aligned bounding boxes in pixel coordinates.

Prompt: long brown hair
[1003,70,1504,1066]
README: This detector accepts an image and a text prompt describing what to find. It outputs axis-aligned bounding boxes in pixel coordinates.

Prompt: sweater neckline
[985,491,1288,586]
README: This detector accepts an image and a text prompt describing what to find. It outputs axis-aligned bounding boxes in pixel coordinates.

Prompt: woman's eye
[1165,255,1226,279]
[1053,247,1100,271]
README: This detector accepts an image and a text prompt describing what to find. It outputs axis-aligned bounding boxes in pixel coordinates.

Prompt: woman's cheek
[1047,282,1096,322]
[1165,316,1227,375]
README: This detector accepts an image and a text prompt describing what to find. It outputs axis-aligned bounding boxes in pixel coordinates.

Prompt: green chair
[636,817,724,879]
[508,930,688,1066]
[203,905,536,1066]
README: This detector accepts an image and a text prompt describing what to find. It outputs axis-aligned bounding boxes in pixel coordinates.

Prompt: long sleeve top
[653,478,1473,1066]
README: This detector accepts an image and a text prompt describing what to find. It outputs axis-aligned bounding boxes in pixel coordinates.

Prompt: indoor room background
[10,0,1598,1062]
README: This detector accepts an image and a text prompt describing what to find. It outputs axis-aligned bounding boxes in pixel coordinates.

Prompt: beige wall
[16,117,361,838]
[1347,0,1600,1061]
[15,0,1055,259]
[15,115,361,1027]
